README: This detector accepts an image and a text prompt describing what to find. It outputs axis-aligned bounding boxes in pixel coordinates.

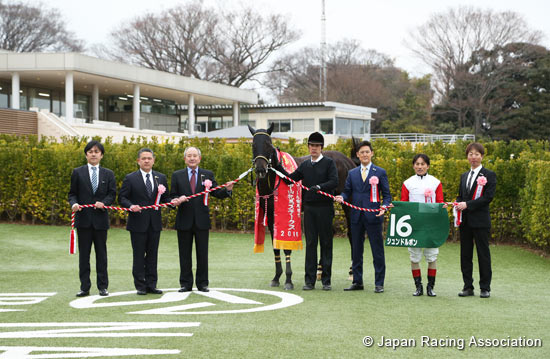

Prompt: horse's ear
[267,122,274,135]
[248,124,256,135]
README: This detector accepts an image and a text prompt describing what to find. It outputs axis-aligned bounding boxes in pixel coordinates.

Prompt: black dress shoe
[197,287,209,292]
[302,284,315,290]
[178,287,192,292]
[322,284,332,291]
[76,290,89,297]
[146,288,163,294]
[374,286,384,293]
[136,290,147,295]
[480,290,491,298]
[99,289,109,296]
[458,288,474,297]
[344,283,364,291]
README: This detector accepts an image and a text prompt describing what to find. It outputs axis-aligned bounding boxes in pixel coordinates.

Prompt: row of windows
[266,117,370,136]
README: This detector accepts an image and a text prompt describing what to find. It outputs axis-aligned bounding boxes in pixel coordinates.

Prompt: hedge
[1,134,549,253]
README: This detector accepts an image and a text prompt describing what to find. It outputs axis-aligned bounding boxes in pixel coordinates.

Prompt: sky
[37,0,550,96]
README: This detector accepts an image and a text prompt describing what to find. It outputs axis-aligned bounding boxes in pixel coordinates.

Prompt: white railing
[368,133,475,143]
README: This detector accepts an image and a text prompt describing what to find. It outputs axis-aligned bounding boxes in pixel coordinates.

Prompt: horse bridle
[252,131,275,168]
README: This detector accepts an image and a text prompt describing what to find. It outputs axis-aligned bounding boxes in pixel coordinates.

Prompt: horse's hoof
[270,280,280,287]
[284,282,294,290]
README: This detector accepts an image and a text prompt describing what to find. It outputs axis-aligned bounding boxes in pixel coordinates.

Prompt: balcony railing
[367,133,475,143]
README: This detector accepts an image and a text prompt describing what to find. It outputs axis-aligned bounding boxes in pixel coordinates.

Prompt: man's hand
[71,203,81,212]
[171,198,181,206]
[376,208,386,217]
[335,195,344,204]
[94,201,105,209]
[455,202,467,211]
[129,205,141,212]
[226,182,234,191]
[309,185,321,192]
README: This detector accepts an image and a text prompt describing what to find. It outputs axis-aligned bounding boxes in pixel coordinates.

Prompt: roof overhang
[0,52,258,105]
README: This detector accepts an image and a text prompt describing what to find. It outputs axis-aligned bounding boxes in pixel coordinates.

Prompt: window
[335,117,370,136]
[320,118,333,134]
[292,118,314,132]
[268,119,291,132]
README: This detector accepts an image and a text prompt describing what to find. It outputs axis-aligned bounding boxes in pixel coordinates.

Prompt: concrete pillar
[65,72,74,122]
[92,84,99,122]
[11,72,20,109]
[233,101,239,127]
[133,84,140,129]
[188,95,195,135]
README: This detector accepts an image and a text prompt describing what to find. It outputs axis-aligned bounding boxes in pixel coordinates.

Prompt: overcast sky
[39,0,550,94]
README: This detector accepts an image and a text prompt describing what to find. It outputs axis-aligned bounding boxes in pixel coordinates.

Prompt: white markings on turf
[70,288,303,315]
[0,346,179,358]
[0,293,56,308]
[0,322,200,338]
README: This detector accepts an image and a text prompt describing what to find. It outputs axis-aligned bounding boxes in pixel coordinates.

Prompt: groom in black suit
[455,143,497,298]
[170,146,233,292]
[119,148,170,295]
[68,140,116,297]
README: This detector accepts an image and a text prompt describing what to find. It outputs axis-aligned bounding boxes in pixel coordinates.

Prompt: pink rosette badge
[472,175,487,200]
[369,176,379,202]
[424,188,434,203]
[154,184,166,210]
[203,179,212,206]
[477,176,487,186]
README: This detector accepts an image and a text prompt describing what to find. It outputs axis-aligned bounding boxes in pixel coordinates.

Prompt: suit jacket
[68,165,116,230]
[340,164,392,225]
[456,167,496,228]
[170,167,231,231]
[118,170,170,232]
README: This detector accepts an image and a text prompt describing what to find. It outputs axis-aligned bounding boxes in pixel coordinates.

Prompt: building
[0,51,377,144]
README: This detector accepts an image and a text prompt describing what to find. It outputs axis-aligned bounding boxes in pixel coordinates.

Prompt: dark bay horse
[249,123,356,289]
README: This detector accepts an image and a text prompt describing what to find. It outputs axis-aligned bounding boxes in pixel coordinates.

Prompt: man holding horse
[276,132,338,291]
[336,140,391,293]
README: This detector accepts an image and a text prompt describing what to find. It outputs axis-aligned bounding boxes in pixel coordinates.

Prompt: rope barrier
[69,167,254,254]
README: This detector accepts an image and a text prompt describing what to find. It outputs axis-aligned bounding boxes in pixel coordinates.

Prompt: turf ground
[0,223,549,358]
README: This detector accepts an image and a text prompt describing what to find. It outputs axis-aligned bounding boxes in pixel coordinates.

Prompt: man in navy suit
[68,140,116,297]
[119,148,170,295]
[455,143,497,298]
[336,140,391,293]
[170,146,234,293]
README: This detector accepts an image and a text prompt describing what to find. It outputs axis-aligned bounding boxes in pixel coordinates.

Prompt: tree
[0,0,83,52]
[408,6,542,101]
[102,1,299,87]
[266,39,433,133]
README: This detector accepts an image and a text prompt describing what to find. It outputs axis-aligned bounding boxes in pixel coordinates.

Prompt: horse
[249,123,356,289]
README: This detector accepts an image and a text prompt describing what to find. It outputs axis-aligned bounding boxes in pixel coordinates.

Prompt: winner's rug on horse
[249,124,356,289]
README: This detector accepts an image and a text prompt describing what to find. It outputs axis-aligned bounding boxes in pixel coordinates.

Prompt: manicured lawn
[0,223,548,358]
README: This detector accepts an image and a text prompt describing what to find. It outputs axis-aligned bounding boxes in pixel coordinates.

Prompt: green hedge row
[1,135,549,253]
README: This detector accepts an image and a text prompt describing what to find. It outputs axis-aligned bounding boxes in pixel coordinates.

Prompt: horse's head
[249,123,276,179]
[350,136,361,166]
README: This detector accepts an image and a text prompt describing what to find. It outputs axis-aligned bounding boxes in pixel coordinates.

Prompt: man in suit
[68,140,116,297]
[336,140,391,293]
[275,132,338,291]
[118,148,170,295]
[170,146,234,292]
[455,143,497,299]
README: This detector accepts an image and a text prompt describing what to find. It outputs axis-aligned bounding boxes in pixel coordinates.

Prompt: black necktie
[145,173,153,198]
[466,171,475,191]
[190,170,196,194]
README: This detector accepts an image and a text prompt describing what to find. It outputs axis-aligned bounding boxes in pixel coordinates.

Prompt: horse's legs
[283,249,294,290]
[270,248,283,287]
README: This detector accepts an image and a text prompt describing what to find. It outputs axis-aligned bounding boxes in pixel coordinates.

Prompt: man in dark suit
[455,143,497,299]
[118,148,170,295]
[336,140,391,293]
[68,140,116,297]
[170,146,234,293]
[275,132,338,291]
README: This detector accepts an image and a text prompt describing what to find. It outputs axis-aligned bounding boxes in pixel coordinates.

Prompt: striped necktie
[91,167,98,193]
[145,173,153,198]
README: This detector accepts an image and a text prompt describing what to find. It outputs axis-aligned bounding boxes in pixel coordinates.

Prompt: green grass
[0,223,549,358]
